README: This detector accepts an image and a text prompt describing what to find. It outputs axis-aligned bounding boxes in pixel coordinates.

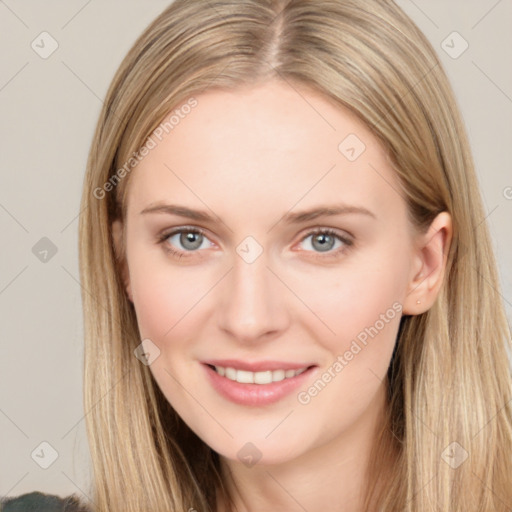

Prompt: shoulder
[0,491,91,512]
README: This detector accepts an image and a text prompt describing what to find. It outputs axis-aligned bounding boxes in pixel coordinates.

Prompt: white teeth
[236,370,254,384]
[254,370,272,384]
[213,365,308,384]
[271,369,285,382]
[225,367,236,380]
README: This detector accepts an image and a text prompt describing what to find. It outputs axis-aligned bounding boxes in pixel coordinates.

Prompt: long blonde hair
[78,1,512,510]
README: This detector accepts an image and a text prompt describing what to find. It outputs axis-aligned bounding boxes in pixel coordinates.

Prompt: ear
[402,211,452,315]
[111,218,133,303]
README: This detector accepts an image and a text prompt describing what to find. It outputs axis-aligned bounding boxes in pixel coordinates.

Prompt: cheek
[128,248,212,340]
[294,290,401,435]
[284,245,406,414]
[287,247,407,351]
[128,256,212,402]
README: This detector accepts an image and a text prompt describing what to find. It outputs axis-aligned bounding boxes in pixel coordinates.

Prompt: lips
[201,359,318,406]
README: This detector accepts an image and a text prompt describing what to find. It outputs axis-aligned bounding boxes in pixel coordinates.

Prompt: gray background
[1,0,511,501]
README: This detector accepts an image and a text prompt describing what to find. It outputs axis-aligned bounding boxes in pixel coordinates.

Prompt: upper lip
[202,359,316,372]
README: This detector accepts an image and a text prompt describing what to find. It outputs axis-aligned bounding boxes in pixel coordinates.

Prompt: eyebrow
[139,202,376,223]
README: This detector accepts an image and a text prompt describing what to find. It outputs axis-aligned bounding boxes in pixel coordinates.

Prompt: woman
[4,0,511,511]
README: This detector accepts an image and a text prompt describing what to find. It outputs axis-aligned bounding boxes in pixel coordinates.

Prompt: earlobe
[402,211,452,315]
[111,219,133,303]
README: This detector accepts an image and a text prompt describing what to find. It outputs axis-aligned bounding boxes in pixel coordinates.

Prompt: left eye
[299,229,352,253]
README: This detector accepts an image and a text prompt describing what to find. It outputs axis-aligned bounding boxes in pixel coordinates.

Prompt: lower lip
[202,364,316,406]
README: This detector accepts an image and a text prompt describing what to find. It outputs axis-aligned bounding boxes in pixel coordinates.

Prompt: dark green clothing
[0,491,90,512]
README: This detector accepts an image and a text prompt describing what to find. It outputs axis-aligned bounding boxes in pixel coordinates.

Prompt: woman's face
[113,80,428,465]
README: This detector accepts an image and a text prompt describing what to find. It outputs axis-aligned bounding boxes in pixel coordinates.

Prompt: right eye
[158,227,214,258]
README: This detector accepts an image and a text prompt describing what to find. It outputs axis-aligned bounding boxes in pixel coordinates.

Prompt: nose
[217,250,290,344]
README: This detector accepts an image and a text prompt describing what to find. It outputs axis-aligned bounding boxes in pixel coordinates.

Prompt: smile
[202,360,317,406]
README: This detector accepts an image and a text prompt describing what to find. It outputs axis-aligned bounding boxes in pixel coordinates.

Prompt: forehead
[125,80,404,228]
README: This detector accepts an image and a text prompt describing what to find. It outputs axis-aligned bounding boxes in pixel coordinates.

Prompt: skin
[112,79,452,512]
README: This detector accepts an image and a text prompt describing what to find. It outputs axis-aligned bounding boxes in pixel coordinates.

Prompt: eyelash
[157,226,354,260]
